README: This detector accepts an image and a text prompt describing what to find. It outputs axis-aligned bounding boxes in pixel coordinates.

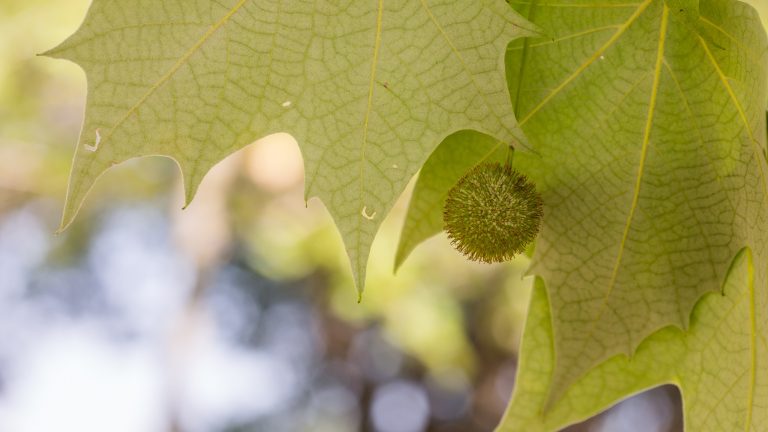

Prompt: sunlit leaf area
[0,1,766,432]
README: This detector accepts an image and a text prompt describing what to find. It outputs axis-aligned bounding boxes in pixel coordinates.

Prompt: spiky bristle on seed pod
[443,162,543,263]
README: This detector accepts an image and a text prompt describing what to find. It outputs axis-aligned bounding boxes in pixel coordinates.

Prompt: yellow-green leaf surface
[507,0,768,408]
[499,249,765,431]
[45,1,539,291]
[394,130,507,270]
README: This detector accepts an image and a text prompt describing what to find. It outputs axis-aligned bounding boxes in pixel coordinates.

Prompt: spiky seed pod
[443,162,543,263]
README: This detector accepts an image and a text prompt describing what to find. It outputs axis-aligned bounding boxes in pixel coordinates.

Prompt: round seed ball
[443,162,543,263]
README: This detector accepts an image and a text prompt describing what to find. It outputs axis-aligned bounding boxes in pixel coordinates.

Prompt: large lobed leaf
[45,0,538,291]
[503,0,768,409]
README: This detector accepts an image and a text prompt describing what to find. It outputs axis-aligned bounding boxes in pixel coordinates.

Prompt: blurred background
[0,1,765,431]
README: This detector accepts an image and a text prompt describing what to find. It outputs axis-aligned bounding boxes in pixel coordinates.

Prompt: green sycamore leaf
[499,249,765,431]
[394,130,507,271]
[506,0,768,408]
[744,0,768,36]
[44,0,539,292]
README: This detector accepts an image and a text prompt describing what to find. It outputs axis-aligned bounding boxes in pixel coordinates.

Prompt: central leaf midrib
[546,1,671,406]
[354,0,385,285]
[597,2,670,338]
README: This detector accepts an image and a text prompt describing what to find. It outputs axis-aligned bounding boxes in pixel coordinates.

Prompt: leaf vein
[573,3,669,368]
[101,0,248,150]
[698,34,765,431]
[519,0,652,126]
[354,0,385,283]
[507,24,621,52]
[418,0,495,119]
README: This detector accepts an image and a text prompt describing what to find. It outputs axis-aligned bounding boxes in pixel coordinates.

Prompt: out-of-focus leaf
[395,130,507,271]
